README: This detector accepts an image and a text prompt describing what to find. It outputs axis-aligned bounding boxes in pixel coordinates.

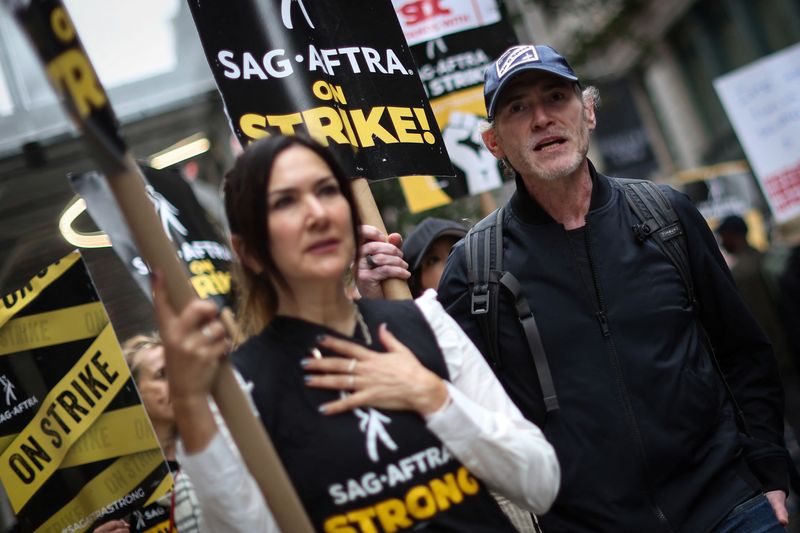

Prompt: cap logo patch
[496,45,540,79]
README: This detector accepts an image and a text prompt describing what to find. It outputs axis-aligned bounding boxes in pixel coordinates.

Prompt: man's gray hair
[582,85,600,112]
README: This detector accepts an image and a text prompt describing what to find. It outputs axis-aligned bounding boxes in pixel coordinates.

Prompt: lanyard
[168,470,178,533]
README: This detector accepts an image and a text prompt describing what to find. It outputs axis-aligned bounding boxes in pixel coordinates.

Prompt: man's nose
[530,105,553,129]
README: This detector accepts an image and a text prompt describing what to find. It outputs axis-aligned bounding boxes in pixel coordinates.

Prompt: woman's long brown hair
[223,135,362,337]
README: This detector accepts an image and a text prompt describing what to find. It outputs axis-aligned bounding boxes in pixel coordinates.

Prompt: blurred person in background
[715,215,796,375]
[94,334,205,532]
[401,218,467,297]
[716,215,800,502]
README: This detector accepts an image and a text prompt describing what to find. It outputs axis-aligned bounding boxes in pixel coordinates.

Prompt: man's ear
[481,126,505,160]
[231,234,263,274]
[584,94,597,132]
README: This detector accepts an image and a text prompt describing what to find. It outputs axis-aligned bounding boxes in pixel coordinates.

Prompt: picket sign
[110,154,315,533]
[8,1,315,531]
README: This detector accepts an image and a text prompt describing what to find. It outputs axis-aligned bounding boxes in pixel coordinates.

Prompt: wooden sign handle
[109,153,315,532]
[351,178,412,300]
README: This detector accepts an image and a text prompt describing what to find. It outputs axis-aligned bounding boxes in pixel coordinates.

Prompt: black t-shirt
[233,299,515,532]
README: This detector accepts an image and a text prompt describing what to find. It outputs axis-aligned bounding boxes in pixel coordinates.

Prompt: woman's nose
[306,195,328,223]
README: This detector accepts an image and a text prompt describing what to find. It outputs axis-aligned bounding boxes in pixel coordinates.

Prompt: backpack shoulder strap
[614,178,752,431]
[465,207,559,413]
[497,271,559,412]
[465,207,504,367]
[614,178,696,306]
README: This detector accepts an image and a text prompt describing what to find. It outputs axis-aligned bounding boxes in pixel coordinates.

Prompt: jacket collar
[508,159,611,225]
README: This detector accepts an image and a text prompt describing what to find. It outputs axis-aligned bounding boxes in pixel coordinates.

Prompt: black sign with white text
[187,0,454,180]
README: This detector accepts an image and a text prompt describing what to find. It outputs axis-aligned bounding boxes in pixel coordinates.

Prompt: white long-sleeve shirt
[179,290,560,532]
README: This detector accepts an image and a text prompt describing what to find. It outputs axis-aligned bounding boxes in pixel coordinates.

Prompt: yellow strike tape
[0,324,128,512]
[0,252,81,330]
[142,472,174,508]
[0,405,160,468]
[35,449,166,533]
[0,302,107,356]
[142,519,175,533]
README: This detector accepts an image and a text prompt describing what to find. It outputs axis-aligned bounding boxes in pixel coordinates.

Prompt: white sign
[714,42,800,223]
[393,0,501,46]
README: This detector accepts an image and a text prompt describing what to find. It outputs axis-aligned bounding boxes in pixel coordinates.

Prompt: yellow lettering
[320,466,484,532]
[405,485,436,520]
[413,108,436,144]
[188,260,213,275]
[50,7,75,43]
[312,81,347,105]
[240,113,269,140]
[387,107,421,143]
[338,108,359,146]
[429,473,463,510]
[46,49,107,118]
[345,508,379,533]
[323,515,357,533]
[190,275,216,299]
[302,107,349,147]
[267,113,304,135]
[374,498,412,533]
[456,467,480,495]
[350,107,397,147]
[211,271,231,294]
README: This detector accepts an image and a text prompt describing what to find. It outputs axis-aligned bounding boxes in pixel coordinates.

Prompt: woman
[154,135,559,532]
[95,334,205,533]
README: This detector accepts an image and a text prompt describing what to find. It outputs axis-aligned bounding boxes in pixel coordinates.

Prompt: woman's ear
[231,234,263,274]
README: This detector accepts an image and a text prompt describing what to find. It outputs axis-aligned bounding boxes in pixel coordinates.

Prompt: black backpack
[465,178,709,415]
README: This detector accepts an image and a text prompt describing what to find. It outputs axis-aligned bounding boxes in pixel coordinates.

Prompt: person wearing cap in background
[402,218,467,297]
[428,44,792,531]
[716,215,800,452]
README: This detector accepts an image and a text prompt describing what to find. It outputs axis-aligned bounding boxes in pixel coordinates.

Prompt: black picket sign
[70,166,235,311]
[9,0,128,174]
[187,0,454,180]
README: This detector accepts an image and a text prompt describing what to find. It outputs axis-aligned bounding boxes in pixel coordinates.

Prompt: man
[716,215,800,449]
[433,45,791,531]
[715,215,789,358]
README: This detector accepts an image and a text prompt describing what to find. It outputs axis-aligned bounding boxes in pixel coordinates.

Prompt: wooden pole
[109,154,315,532]
[11,0,314,523]
[351,178,412,300]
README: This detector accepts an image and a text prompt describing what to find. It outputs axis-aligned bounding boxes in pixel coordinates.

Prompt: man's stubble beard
[503,108,592,183]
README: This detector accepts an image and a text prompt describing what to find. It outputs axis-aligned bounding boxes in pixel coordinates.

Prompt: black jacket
[438,163,787,532]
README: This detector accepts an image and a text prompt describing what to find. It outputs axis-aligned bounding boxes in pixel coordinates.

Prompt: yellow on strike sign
[0,252,171,532]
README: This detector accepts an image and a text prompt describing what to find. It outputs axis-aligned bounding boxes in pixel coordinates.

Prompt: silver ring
[201,325,213,338]
[365,254,378,269]
[347,374,355,389]
[347,359,358,374]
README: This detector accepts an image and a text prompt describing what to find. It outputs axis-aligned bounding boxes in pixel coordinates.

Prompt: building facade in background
[511,0,800,236]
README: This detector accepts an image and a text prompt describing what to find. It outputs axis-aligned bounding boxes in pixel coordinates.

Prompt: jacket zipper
[583,224,672,532]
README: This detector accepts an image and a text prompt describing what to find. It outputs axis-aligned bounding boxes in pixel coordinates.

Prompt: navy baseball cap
[484,44,580,121]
